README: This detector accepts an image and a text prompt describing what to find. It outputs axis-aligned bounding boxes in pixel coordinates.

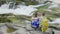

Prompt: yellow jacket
[41,17,48,26]
[41,17,48,32]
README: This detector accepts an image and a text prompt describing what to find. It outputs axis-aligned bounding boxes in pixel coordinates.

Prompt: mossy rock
[16,0,22,4]
[0,0,6,5]
[0,17,11,23]
[7,27,17,33]
[25,1,38,6]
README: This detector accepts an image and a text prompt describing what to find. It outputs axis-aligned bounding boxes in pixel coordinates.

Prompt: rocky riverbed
[0,21,60,34]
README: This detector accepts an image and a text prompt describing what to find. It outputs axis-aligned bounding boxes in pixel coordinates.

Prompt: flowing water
[0,3,60,23]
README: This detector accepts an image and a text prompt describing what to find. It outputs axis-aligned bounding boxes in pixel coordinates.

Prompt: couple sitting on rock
[31,11,48,32]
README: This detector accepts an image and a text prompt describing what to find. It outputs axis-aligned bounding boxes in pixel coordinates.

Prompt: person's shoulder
[32,17,34,19]
[32,17,36,19]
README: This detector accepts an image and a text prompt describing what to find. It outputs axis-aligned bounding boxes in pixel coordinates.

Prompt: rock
[26,24,33,30]
[26,32,30,34]
[26,21,33,30]
[12,27,30,34]
[0,31,4,34]
[0,23,60,34]
[54,30,60,34]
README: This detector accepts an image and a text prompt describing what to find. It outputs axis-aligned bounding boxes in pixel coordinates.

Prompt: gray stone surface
[12,27,27,34]
[0,23,60,34]
[0,31,4,34]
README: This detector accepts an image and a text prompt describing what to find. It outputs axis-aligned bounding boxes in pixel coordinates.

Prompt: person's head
[33,11,38,17]
[42,12,45,16]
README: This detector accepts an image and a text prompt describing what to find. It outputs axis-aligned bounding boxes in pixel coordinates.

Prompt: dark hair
[42,12,45,16]
[34,11,38,17]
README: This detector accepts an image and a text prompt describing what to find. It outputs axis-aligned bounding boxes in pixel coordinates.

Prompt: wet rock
[11,27,30,34]
[9,2,14,9]
[26,24,33,30]
[0,31,4,34]
[26,21,33,30]
[0,23,60,34]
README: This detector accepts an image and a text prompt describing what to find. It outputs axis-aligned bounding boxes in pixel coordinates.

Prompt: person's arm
[31,17,34,22]
[31,17,33,22]
[37,17,40,23]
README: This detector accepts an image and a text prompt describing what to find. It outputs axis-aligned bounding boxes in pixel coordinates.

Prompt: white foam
[50,0,60,3]
[49,18,60,23]
[0,4,37,16]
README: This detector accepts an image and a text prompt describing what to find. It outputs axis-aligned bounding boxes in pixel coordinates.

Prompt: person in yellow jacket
[41,13,48,32]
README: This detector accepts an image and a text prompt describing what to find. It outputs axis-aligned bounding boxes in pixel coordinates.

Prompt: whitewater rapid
[0,4,38,16]
[0,3,58,16]
[0,4,45,16]
[0,3,60,23]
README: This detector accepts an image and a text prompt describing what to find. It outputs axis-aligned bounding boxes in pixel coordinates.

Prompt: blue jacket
[31,18,40,27]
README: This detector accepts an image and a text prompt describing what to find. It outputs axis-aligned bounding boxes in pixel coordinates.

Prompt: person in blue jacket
[31,11,40,29]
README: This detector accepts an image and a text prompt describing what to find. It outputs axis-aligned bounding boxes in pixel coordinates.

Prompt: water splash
[0,4,37,16]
